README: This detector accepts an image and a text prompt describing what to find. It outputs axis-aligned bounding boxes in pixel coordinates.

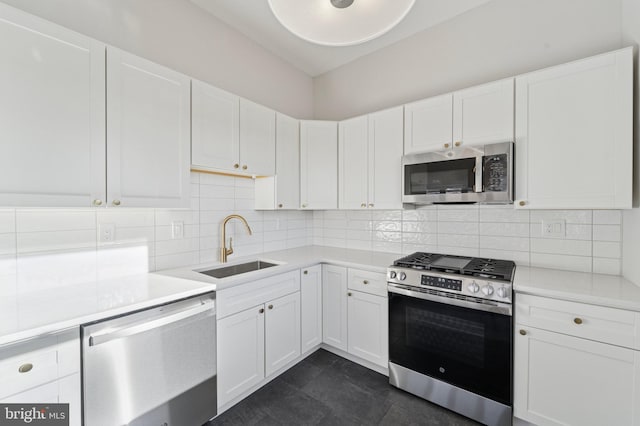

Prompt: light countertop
[514,266,640,312]
[0,246,399,347]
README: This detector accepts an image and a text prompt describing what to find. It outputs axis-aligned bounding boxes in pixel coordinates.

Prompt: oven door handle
[388,284,512,316]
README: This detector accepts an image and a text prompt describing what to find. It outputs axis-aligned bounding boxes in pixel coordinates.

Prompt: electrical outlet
[542,220,565,238]
[172,221,184,239]
[99,223,115,243]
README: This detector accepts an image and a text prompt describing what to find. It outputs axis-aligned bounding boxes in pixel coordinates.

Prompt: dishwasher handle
[88,299,215,347]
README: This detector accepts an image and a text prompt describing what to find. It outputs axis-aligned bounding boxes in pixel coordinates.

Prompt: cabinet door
[301,265,322,353]
[265,292,301,376]
[106,48,191,208]
[339,116,369,209]
[0,4,105,207]
[514,326,640,426]
[515,48,633,209]
[368,106,404,210]
[322,265,348,351]
[453,78,514,147]
[217,305,265,407]
[404,94,453,154]
[191,80,240,172]
[275,113,300,209]
[300,121,338,209]
[347,291,388,368]
[239,99,276,176]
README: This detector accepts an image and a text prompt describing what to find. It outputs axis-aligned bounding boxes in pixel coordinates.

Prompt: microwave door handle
[475,156,483,193]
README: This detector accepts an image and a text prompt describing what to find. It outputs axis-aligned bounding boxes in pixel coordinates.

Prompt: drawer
[217,271,300,318]
[516,293,640,350]
[348,268,387,297]
[0,329,79,400]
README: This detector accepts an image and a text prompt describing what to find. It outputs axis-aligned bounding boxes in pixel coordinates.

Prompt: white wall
[313,207,622,275]
[313,0,623,120]
[0,0,313,119]
[622,0,640,285]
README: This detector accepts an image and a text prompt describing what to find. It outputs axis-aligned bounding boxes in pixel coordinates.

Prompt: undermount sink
[197,260,278,279]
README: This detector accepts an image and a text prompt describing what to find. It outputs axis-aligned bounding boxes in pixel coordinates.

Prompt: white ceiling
[190,0,493,77]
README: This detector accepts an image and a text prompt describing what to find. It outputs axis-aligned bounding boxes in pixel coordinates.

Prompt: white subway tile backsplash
[438,221,479,235]
[0,210,16,233]
[479,249,530,265]
[592,225,621,242]
[480,222,529,237]
[438,234,479,249]
[17,230,97,254]
[530,238,591,256]
[0,234,16,256]
[437,207,478,222]
[593,257,621,275]
[17,210,95,232]
[97,209,154,228]
[479,206,529,223]
[593,241,621,258]
[402,221,437,233]
[530,253,592,273]
[480,236,529,252]
[530,210,592,224]
[593,210,622,225]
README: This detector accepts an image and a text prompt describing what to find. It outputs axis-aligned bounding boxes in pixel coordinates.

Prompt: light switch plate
[99,223,115,243]
[542,220,565,238]
[172,221,184,239]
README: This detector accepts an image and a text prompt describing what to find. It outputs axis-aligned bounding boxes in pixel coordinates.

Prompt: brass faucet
[220,214,252,263]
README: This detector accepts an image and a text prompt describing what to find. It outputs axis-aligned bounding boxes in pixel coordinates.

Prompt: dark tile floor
[209,349,480,425]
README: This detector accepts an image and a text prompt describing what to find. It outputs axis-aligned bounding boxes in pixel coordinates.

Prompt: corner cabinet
[300,121,338,210]
[254,113,300,210]
[0,3,106,207]
[514,293,640,426]
[106,48,191,208]
[339,106,404,210]
[515,47,633,209]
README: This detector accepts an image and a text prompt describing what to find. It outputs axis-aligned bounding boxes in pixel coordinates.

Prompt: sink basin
[197,261,278,279]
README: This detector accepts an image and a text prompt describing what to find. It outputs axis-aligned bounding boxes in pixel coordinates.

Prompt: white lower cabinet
[0,330,81,426]
[216,271,301,408]
[323,265,388,368]
[515,293,640,426]
[301,265,323,353]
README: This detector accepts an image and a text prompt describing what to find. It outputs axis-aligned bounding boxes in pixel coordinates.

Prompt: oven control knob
[497,287,510,298]
[482,285,494,296]
[467,281,480,293]
[389,271,397,279]
[398,272,407,281]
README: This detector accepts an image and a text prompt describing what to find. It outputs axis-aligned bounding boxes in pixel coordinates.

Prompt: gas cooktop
[393,252,515,282]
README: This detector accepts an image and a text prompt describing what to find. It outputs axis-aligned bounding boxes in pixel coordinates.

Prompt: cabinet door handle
[361,203,366,208]
[242,165,248,170]
[278,204,283,208]
[574,317,583,325]
[112,199,121,206]
[519,201,526,207]
[363,280,369,285]
[18,363,33,373]
[454,141,462,147]
[259,308,264,314]
[368,203,374,208]
[444,143,450,149]
[234,164,239,169]
[93,199,103,206]
[268,304,274,310]
[301,204,307,208]
[303,270,308,275]
[519,329,527,336]
[347,292,352,296]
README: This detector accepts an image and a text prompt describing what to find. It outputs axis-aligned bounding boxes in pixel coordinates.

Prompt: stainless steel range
[387,252,515,426]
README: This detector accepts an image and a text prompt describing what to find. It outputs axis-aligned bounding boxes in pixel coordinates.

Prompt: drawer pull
[268,304,274,310]
[348,292,352,297]
[363,280,369,285]
[259,308,264,314]
[519,329,527,336]
[303,270,308,275]
[574,317,583,325]
[18,363,33,373]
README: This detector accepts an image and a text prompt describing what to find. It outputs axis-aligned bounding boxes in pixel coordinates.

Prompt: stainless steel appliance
[387,252,514,426]
[402,142,513,205]
[82,292,217,426]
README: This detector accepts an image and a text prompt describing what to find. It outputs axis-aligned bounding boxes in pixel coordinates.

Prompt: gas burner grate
[393,252,442,269]
[462,258,515,281]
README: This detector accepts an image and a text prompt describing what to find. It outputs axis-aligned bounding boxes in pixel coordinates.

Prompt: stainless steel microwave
[402,142,513,205]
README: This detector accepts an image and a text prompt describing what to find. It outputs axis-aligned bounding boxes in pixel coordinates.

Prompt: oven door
[388,289,512,405]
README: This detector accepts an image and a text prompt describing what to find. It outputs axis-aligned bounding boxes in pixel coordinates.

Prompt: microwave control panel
[483,154,508,192]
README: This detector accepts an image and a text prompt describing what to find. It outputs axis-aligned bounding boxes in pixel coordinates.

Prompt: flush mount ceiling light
[267,0,416,47]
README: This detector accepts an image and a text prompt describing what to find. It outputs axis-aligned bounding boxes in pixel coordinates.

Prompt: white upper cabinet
[515,48,633,209]
[254,113,299,210]
[404,93,453,154]
[453,78,514,147]
[339,107,403,210]
[368,107,404,209]
[339,116,369,209]
[192,80,240,172]
[239,99,276,176]
[300,121,338,210]
[0,4,106,207]
[106,48,191,208]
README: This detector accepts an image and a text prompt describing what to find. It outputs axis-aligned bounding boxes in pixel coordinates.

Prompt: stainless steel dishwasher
[81,292,216,426]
